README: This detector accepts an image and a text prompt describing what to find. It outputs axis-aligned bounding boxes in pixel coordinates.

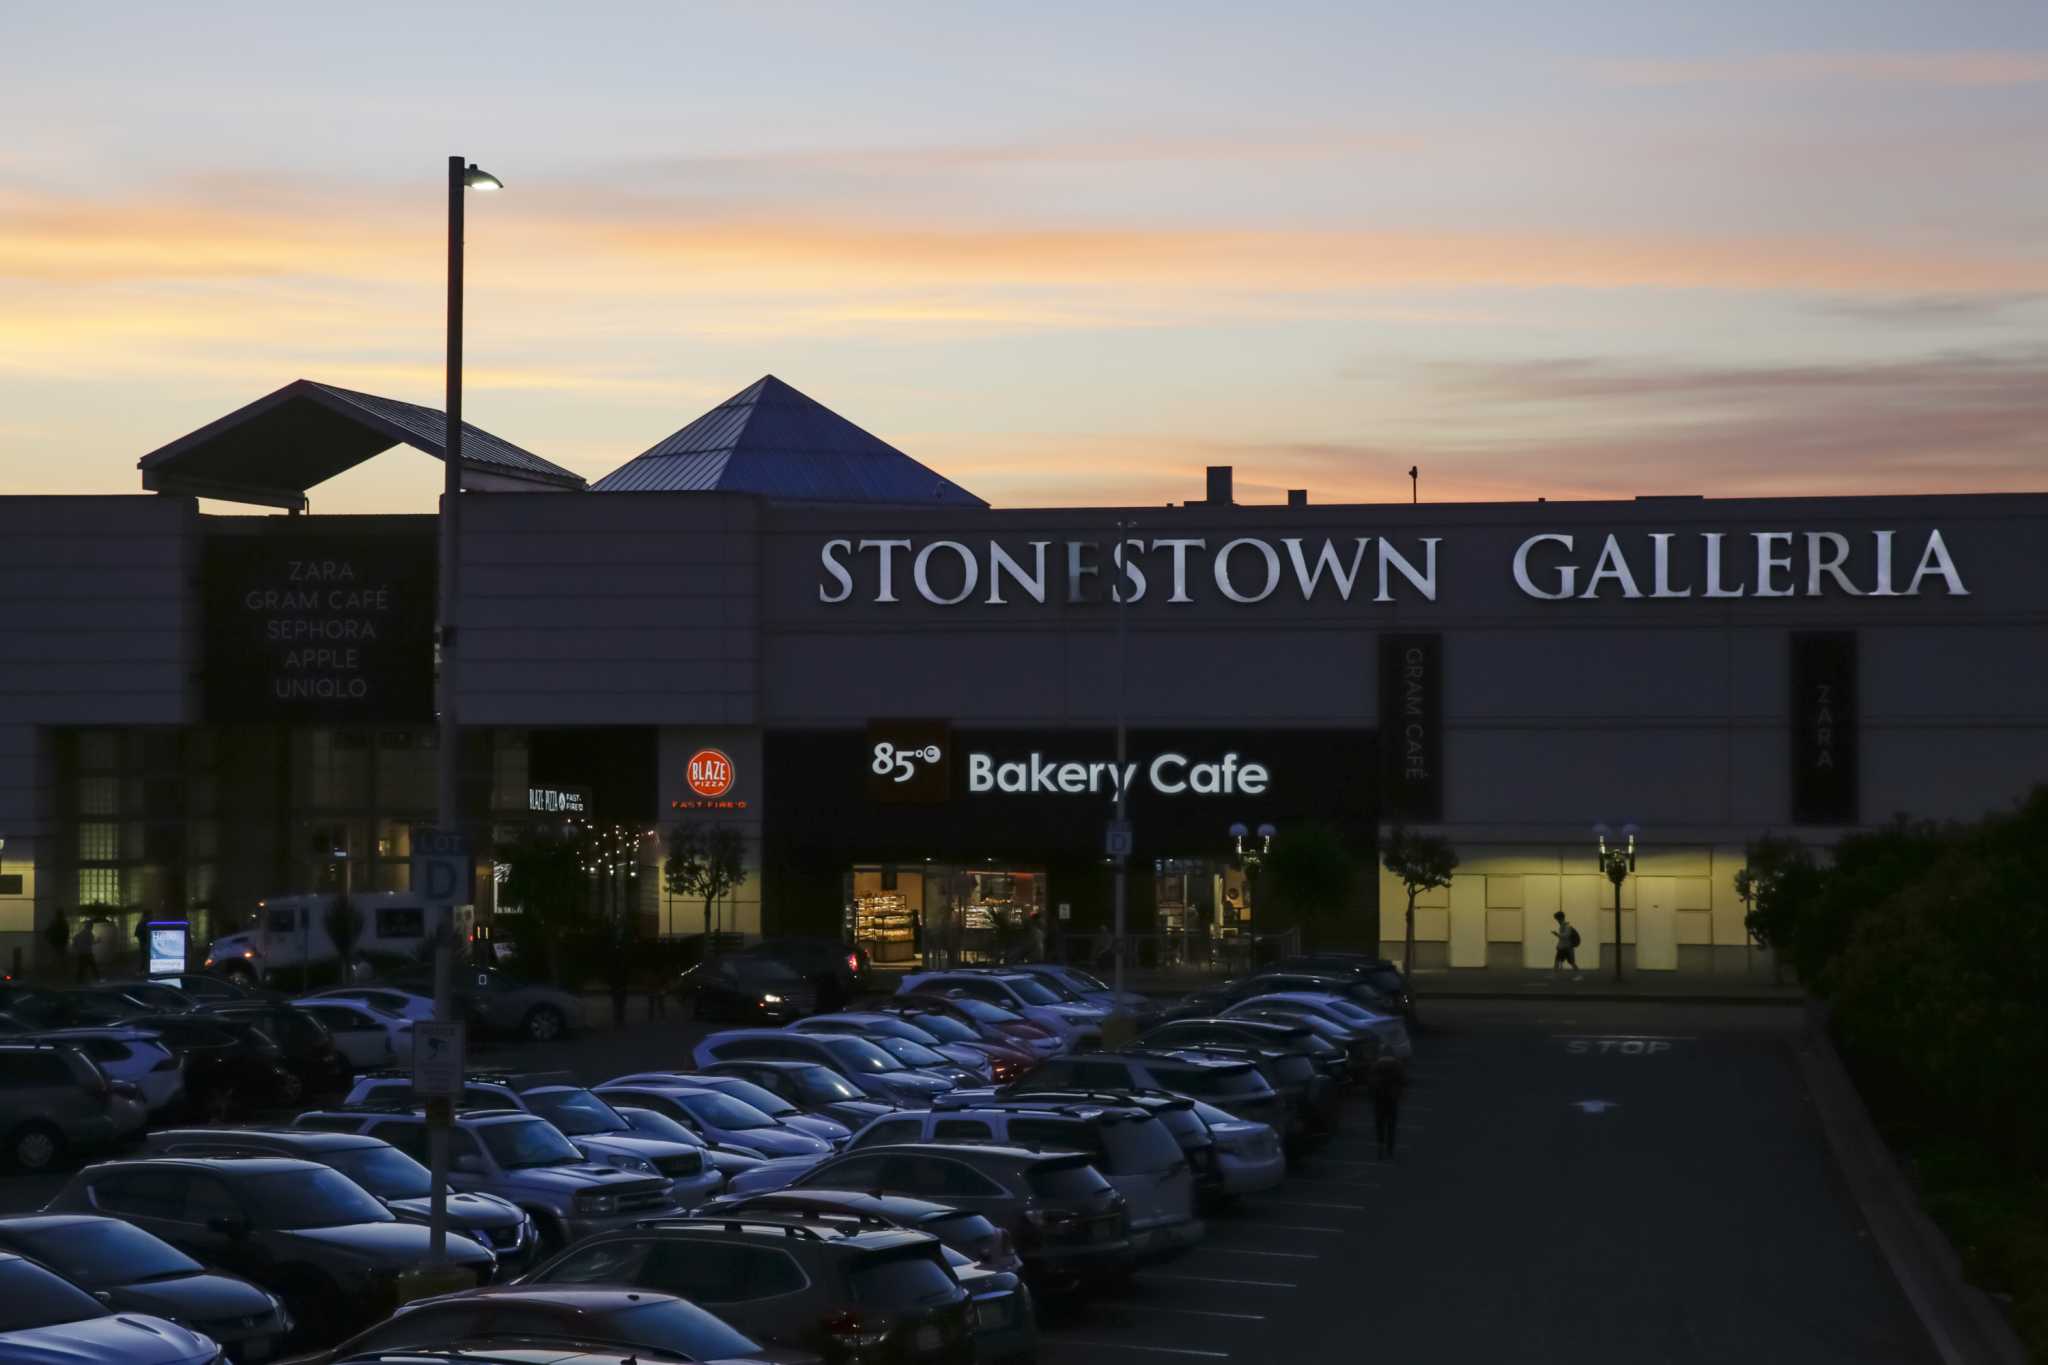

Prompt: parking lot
[0,997,1936,1362]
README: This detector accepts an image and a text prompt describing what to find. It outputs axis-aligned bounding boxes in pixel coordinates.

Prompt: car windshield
[619,1108,701,1144]
[872,1036,949,1068]
[526,1089,630,1136]
[479,1118,585,1169]
[243,1168,395,1229]
[613,1299,764,1360]
[1101,1117,1187,1174]
[679,1093,779,1130]
[821,1035,903,1074]
[849,1250,960,1308]
[941,997,1019,1025]
[0,1257,111,1329]
[1001,977,1063,1006]
[326,1146,434,1200]
[925,1211,1002,1248]
[791,1066,867,1103]
[701,1078,797,1117]
[1061,968,1112,993]
[1160,1065,1272,1100]
[2,1220,199,1288]
[732,958,802,983]
[907,1014,977,1044]
[1186,1099,1246,1128]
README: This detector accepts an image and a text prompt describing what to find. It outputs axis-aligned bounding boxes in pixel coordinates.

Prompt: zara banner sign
[1791,632,1857,825]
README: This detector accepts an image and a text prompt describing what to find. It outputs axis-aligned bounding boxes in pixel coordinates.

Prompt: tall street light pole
[432,154,501,1265]
[1110,518,1131,1002]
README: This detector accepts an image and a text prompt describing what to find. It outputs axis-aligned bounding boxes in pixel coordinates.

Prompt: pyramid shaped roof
[591,375,986,506]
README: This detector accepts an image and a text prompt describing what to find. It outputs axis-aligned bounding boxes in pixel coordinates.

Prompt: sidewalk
[1410,967,1804,1005]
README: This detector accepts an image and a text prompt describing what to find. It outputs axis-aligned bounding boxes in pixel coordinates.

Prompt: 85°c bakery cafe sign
[815,528,1969,606]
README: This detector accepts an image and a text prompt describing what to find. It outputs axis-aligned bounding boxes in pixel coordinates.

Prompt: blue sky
[4,1,2046,509]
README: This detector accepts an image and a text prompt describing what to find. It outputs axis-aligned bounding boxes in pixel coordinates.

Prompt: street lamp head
[1591,821,1611,838]
[463,163,504,191]
[1228,822,1249,840]
[1621,822,1640,838]
[1256,823,1277,840]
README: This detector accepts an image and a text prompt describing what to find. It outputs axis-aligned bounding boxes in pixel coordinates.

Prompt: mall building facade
[1,375,2042,978]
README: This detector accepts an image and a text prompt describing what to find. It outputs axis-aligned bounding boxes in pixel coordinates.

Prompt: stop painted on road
[1558,1035,1693,1055]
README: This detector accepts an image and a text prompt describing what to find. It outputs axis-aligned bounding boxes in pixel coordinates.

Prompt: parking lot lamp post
[432,155,502,1267]
[1594,823,1637,984]
[1229,822,1275,963]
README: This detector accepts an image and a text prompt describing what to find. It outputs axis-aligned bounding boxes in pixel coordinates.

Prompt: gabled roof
[591,375,985,507]
[138,379,585,509]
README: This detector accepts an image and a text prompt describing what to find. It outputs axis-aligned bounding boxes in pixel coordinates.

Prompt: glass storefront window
[849,863,1047,969]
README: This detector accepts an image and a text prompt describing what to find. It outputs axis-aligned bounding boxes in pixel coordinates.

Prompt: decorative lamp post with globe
[1593,822,1638,984]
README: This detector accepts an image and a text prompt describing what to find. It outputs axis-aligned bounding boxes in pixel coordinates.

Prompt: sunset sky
[5,1,2046,512]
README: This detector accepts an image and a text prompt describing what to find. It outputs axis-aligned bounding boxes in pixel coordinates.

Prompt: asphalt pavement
[0,999,1936,1363]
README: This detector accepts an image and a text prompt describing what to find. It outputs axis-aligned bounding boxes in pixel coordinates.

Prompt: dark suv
[143,1126,537,1273]
[45,1155,496,1345]
[0,1040,141,1171]
[746,1142,1132,1288]
[523,1216,974,1365]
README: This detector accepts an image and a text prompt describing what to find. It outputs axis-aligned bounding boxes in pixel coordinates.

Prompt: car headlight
[605,1152,657,1174]
[575,1191,619,1216]
[761,993,784,1004]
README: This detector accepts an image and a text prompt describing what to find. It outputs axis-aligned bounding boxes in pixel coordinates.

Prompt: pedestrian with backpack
[1553,910,1582,978]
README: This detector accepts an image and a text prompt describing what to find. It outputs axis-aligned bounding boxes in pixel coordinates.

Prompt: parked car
[325,1348,703,1365]
[702,1187,1023,1274]
[1218,1001,1379,1072]
[721,1143,1132,1289]
[291,997,413,1069]
[960,1086,1228,1207]
[1015,1051,1292,1137]
[644,1073,854,1146]
[875,1010,1038,1083]
[844,1099,1201,1258]
[0,1251,221,1365]
[388,967,583,1042]
[882,995,1061,1059]
[1181,1098,1287,1196]
[523,1216,974,1365]
[675,956,817,1023]
[894,974,1102,1045]
[1271,953,1413,1016]
[71,982,205,1017]
[292,1106,681,1251]
[695,1060,899,1132]
[1138,1019,1346,1123]
[23,1026,185,1114]
[940,1242,1037,1365]
[142,1127,537,1274]
[1000,964,1154,1020]
[593,1081,837,1161]
[132,973,263,1005]
[45,1155,495,1345]
[791,1015,994,1084]
[609,1106,774,1183]
[693,1031,955,1106]
[0,1039,143,1171]
[301,1286,777,1365]
[303,986,434,1022]
[1132,1043,1326,1146]
[1226,989,1413,1059]
[0,1214,288,1362]
[118,1012,297,1116]
[204,1002,352,1101]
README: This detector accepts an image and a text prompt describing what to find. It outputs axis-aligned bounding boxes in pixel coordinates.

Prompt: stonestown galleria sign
[816,528,1970,606]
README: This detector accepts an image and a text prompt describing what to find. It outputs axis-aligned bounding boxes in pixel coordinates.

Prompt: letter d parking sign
[411,828,471,906]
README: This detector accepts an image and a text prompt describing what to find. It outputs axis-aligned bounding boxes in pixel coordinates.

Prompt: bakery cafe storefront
[761,724,1376,969]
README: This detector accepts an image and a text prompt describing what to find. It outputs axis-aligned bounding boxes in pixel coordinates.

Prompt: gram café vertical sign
[205,533,435,722]
[1379,634,1442,821]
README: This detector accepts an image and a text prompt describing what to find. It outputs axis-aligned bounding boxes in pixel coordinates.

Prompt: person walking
[1367,1054,1406,1160]
[70,919,99,984]
[1552,910,1582,979]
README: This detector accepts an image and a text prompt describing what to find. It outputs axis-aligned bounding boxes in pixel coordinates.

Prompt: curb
[1415,990,1804,1007]
[1795,1004,2029,1365]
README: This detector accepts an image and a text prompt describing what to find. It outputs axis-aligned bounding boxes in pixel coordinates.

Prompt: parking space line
[1138,1271,1299,1289]
[1258,1197,1371,1211]
[1040,1339,1232,1359]
[1254,1223,1345,1233]
[1117,1306,1268,1321]
[1192,1246,1320,1260]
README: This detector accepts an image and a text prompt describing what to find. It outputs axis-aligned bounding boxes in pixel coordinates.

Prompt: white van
[203,892,474,985]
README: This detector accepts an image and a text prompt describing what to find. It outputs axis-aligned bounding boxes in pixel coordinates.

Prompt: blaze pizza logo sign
[686,749,735,798]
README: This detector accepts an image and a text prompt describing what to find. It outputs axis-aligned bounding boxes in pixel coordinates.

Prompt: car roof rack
[998,1087,1192,1110]
[634,1216,846,1242]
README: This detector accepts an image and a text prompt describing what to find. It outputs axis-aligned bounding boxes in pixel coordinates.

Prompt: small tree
[496,826,595,985]
[665,823,747,952]
[1381,826,1459,984]
[1261,825,1358,943]
[324,894,365,983]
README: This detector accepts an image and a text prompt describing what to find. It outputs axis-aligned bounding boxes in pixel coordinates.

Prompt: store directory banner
[1791,632,1857,825]
[1379,633,1443,822]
